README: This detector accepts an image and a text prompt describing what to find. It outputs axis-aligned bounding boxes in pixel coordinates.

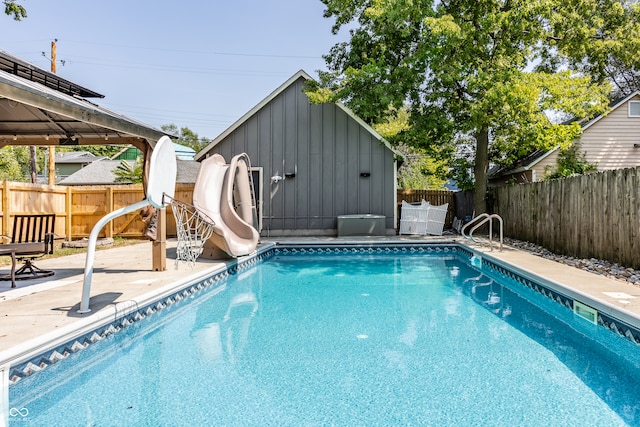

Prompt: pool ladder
[461,213,504,251]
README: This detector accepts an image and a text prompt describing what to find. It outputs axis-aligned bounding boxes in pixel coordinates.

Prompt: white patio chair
[425,203,449,236]
[399,200,428,235]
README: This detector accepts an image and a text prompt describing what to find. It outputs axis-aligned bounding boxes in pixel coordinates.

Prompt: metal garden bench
[0,213,56,288]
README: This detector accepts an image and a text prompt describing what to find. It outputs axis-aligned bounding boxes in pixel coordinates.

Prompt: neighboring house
[488,149,560,185]
[195,70,402,236]
[112,142,196,161]
[489,91,640,185]
[54,151,108,182]
[59,159,200,185]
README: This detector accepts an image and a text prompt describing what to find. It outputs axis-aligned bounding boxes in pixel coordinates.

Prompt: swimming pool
[8,245,640,425]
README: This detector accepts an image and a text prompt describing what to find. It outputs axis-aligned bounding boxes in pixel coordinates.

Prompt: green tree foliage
[311,0,636,213]
[114,157,143,184]
[4,0,26,20]
[161,124,211,153]
[373,108,448,189]
[544,143,597,180]
[0,147,27,181]
[0,146,40,182]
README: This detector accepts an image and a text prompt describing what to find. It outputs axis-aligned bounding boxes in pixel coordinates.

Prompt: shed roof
[194,70,403,161]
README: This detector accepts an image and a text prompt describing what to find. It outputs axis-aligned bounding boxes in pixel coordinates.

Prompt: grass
[0,237,147,267]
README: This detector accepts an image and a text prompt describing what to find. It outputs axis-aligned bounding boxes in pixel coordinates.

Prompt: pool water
[10,251,640,425]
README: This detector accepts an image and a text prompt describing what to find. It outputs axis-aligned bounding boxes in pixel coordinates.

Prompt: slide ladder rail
[461,213,504,251]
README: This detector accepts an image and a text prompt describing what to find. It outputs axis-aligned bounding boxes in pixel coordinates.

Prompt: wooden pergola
[0,50,173,270]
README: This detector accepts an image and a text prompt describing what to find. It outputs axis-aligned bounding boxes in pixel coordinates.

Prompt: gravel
[503,237,640,288]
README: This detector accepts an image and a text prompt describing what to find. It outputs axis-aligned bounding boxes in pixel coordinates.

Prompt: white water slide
[192,153,259,258]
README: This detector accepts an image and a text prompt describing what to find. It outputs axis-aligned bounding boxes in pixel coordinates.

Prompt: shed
[196,70,401,236]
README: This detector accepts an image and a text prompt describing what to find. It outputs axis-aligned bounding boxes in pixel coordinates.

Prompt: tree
[0,147,27,181]
[311,0,636,213]
[161,124,211,153]
[4,0,26,20]
[373,107,448,189]
[114,158,143,184]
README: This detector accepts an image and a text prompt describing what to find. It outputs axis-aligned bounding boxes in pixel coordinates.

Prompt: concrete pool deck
[1,235,640,368]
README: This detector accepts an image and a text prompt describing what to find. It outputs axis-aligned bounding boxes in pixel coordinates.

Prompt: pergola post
[153,208,167,271]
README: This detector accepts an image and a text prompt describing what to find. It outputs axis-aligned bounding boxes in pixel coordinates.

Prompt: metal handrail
[461,213,504,251]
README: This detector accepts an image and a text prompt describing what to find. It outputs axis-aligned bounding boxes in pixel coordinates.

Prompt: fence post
[1,181,8,237]
[106,187,113,238]
[65,186,73,241]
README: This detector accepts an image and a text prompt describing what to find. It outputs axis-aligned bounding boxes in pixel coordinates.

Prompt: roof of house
[490,91,640,179]
[111,142,196,161]
[55,151,108,164]
[58,159,200,185]
[488,148,559,178]
[579,90,640,131]
[194,70,403,161]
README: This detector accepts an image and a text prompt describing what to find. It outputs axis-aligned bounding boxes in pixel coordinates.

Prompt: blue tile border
[272,243,459,255]
[478,256,640,346]
[8,242,640,385]
[8,248,273,385]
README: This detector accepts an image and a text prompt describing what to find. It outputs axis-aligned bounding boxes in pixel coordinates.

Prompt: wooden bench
[0,214,56,288]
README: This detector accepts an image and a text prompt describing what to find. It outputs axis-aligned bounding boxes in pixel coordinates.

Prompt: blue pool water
[9,250,640,426]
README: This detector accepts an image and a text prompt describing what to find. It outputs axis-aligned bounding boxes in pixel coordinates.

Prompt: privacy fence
[1,183,462,241]
[0,181,194,241]
[396,189,457,227]
[493,166,640,269]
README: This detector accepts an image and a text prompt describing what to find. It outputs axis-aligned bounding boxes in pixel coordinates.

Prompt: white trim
[194,70,404,161]
[583,91,640,131]
[629,100,640,117]
[508,146,560,173]
[250,167,263,233]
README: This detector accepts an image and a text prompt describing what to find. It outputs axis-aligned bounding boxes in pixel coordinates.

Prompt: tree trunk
[473,127,489,215]
[29,145,37,184]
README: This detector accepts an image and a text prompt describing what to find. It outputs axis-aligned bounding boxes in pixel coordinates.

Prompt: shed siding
[204,76,396,235]
[581,94,640,170]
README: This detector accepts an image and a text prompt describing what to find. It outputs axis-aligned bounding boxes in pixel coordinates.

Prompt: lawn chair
[0,214,56,288]
[399,200,428,235]
[425,203,449,236]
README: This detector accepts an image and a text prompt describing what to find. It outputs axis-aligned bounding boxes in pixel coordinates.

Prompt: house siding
[581,94,640,170]
[203,75,397,235]
[532,150,560,180]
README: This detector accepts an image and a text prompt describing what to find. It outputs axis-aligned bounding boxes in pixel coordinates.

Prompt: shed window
[629,101,640,117]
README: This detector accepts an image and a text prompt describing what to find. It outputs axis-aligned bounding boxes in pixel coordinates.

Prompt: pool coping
[3,238,640,388]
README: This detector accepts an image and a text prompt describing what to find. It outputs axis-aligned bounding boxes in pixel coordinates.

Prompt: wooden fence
[0,182,460,241]
[1,181,194,240]
[396,189,456,227]
[493,167,640,269]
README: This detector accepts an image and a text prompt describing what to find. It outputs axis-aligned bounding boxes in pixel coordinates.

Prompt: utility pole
[47,39,57,185]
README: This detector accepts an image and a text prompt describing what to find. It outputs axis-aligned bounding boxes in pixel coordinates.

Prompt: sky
[1,1,348,141]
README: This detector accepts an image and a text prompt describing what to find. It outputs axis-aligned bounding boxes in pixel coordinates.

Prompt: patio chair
[425,203,449,236]
[399,200,428,235]
[0,214,56,288]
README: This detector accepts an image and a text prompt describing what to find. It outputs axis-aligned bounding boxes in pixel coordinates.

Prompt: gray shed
[195,70,400,236]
